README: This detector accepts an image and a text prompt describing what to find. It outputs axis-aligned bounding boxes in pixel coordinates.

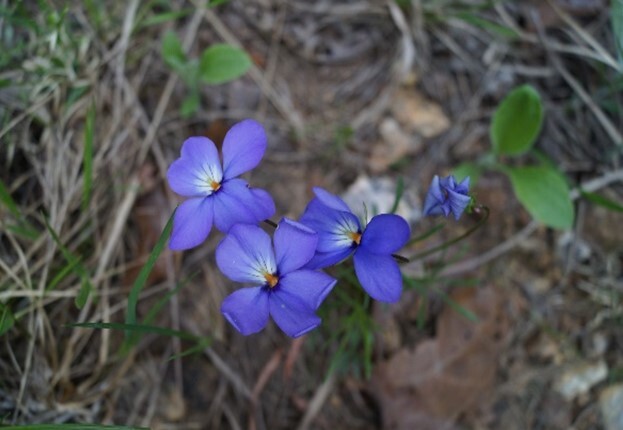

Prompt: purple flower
[216,219,336,337]
[423,175,471,220]
[166,119,275,250]
[299,188,410,303]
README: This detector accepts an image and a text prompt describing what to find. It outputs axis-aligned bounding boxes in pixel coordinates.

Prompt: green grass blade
[0,179,20,218]
[167,338,212,361]
[70,321,205,343]
[580,189,623,212]
[75,278,92,309]
[47,258,82,291]
[436,289,478,322]
[82,102,94,212]
[390,176,404,214]
[0,302,15,336]
[43,216,93,307]
[6,223,39,240]
[125,210,174,328]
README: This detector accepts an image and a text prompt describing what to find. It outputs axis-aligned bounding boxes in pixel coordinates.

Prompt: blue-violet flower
[423,175,471,220]
[216,219,336,337]
[166,119,275,250]
[299,187,410,303]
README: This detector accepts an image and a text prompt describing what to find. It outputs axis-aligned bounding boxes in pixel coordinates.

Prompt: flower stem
[408,205,490,261]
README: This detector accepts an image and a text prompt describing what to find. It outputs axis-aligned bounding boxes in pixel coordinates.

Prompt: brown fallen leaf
[390,90,450,138]
[372,285,509,430]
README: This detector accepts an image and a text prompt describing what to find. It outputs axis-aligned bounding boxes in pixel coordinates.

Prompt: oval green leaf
[507,165,574,229]
[491,85,543,156]
[199,44,252,85]
[161,30,186,72]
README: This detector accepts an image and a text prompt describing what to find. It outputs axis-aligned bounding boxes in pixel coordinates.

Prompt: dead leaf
[124,163,171,287]
[372,285,509,430]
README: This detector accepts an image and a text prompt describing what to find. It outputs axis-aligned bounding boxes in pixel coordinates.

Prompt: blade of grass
[43,216,92,309]
[580,189,623,212]
[0,302,15,336]
[0,424,148,429]
[70,322,206,343]
[390,176,404,214]
[124,210,174,334]
[46,258,82,292]
[167,338,212,361]
[0,179,19,218]
[81,101,94,212]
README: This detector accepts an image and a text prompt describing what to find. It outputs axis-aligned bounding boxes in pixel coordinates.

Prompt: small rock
[369,117,421,173]
[555,360,608,401]
[390,91,450,138]
[341,175,420,224]
[600,384,623,430]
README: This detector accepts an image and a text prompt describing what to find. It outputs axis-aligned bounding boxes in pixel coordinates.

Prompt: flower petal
[447,188,471,220]
[300,199,361,253]
[360,214,410,255]
[221,287,269,335]
[213,178,272,232]
[274,218,318,273]
[456,176,470,194]
[248,187,276,222]
[353,249,402,302]
[304,247,353,270]
[423,175,444,216]
[312,187,351,212]
[167,137,223,197]
[279,269,336,309]
[269,289,321,338]
[222,119,267,178]
[216,224,276,284]
[169,197,214,251]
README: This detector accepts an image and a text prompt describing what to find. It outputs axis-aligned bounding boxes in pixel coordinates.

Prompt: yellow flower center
[210,180,221,192]
[263,272,279,288]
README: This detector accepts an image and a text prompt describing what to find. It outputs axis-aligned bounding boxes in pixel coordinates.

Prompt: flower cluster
[167,120,471,338]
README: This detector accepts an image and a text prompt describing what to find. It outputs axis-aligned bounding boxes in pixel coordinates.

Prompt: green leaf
[491,85,544,156]
[580,189,623,212]
[199,44,252,85]
[0,302,15,336]
[507,166,574,229]
[453,162,481,185]
[613,0,623,67]
[161,30,186,72]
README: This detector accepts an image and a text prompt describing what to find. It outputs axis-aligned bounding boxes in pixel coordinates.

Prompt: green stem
[408,205,490,261]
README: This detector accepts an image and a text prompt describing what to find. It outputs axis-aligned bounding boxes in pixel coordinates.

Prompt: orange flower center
[264,273,279,288]
[210,180,221,192]
[348,231,361,245]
